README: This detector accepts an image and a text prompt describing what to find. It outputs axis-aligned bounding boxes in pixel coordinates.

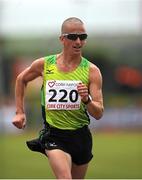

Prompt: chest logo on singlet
[45,80,81,110]
[46,69,54,74]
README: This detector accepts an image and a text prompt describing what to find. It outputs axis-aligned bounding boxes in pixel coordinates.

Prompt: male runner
[12,17,104,179]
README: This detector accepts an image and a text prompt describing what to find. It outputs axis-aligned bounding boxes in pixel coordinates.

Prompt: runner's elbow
[94,107,104,120]
[95,114,103,120]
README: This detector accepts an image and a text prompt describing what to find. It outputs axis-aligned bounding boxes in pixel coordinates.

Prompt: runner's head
[60,17,87,54]
[61,17,85,34]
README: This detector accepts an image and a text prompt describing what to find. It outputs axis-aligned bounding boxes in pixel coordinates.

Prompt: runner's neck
[56,53,82,73]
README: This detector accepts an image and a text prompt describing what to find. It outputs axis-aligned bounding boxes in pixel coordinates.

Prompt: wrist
[15,110,25,115]
[82,95,92,105]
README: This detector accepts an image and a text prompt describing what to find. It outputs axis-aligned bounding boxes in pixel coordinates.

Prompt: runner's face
[60,23,87,55]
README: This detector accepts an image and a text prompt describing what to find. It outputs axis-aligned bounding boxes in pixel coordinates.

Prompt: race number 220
[45,80,81,110]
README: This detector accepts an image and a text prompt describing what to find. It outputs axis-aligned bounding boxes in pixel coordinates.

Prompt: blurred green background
[0,0,142,179]
[0,132,142,179]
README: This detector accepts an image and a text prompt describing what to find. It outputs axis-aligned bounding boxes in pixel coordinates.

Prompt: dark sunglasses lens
[67,34,78,40]
[79,34,88,40]
[67,34,87,40]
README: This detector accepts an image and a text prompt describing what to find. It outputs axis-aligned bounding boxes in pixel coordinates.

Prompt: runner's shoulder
[89,62,101,74]
[29,57,44,75]
[32,57,44,67]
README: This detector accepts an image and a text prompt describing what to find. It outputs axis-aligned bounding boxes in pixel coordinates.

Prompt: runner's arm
[86,63,104,119]
[12,58,44,129]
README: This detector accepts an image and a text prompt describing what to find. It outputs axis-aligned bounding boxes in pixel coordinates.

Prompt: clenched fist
[12,113,26,129]
[77,83,89,103]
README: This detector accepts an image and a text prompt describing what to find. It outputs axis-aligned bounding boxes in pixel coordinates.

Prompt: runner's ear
[59,35,63,41]
[59,35,65,45]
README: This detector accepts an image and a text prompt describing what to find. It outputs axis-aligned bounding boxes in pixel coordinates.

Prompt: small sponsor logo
[49,142,57,147]
[48,80,56,88]
[46,69,54,74]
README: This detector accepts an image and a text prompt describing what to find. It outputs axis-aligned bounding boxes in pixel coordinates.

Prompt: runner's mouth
[73,46,81,49]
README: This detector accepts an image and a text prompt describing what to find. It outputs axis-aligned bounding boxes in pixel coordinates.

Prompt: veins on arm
[87,63,104,119]
[18,58,44,85]
[15,58,44,113]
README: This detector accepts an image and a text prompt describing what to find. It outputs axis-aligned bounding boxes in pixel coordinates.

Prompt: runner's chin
[73,47,81,54]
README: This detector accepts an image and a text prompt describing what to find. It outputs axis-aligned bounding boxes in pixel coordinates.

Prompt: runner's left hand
[77,83,89,103]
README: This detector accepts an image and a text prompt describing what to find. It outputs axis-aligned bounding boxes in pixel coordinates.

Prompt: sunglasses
[62,33,88,41]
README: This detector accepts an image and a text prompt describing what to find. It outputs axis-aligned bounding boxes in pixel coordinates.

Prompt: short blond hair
[61,17,84,34]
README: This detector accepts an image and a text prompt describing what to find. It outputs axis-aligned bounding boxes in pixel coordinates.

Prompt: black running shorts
[41,125,93,165]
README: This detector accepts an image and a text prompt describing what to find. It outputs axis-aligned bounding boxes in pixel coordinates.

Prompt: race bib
[45,80,81,110]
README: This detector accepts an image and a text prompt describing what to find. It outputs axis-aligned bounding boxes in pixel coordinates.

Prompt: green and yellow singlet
[41,54,90,130]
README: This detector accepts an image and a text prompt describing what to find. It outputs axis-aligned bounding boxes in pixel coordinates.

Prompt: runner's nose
[76,37,81,42]
[75,37,81,44]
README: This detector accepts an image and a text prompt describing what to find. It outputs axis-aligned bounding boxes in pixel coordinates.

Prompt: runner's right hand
[12,113,26,129]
